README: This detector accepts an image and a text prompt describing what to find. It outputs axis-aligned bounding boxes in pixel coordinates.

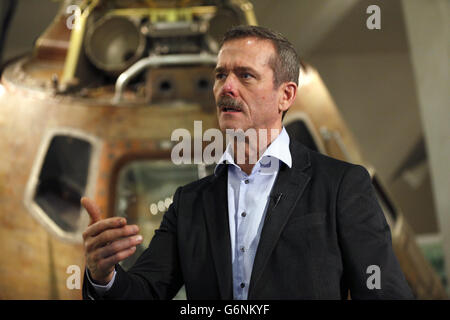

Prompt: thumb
[81,197,102,225]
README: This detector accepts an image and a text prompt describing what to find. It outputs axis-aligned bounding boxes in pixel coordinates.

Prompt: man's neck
[231,126,283,175]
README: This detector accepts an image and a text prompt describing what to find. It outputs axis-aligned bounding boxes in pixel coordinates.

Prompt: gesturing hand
[81,197,143,285]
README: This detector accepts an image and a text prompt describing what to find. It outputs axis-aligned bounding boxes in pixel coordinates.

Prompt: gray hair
[220,25,300,88]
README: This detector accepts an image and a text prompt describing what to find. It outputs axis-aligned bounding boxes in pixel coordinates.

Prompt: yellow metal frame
[61,0,100,84]
[232,0,258,25]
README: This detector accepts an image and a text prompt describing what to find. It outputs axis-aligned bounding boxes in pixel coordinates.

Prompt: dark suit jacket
[83,140,414,300]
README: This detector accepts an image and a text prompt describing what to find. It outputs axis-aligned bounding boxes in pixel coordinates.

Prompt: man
[81,25,414,299]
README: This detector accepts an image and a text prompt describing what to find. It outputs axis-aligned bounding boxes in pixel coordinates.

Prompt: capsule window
[33,136,91,232]
[25,130,97,243]
[114,161,203,270]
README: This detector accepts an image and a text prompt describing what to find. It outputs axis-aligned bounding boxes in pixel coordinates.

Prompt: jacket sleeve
[336,165,414,299]
[82,187,184,300]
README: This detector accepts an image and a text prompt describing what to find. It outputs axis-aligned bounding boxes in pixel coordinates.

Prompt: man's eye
[215,73,226,80]
[241,73,253,79]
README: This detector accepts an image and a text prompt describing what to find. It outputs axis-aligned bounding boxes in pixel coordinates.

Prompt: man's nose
[220,74,238,97]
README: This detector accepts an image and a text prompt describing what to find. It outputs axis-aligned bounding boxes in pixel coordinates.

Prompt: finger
[92,235,143,260]
[97,246,137,271]
[83,217,127,239]
[87,224,139,251]
[81,197,102,225]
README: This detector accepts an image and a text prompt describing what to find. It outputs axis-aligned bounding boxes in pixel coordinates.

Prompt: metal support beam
[402,0,450,284]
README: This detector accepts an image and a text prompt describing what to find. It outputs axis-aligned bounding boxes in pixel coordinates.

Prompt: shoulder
[179,174,215,192]
[291,140,370,182]
[173,169,220,199]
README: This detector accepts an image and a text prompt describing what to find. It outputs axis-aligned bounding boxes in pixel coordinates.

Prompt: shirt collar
[214,127,292,175]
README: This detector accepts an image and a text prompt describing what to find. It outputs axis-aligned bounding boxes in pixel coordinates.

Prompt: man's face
[213,37,283,133]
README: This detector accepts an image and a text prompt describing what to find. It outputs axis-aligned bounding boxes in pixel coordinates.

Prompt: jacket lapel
[248,140,311,299]
[202,165,233,299]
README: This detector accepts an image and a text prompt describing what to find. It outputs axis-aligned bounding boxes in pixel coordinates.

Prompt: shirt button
[244,179,249,184]
[241,212,247,217]
[240,283,245,288]
[240,246,245,252]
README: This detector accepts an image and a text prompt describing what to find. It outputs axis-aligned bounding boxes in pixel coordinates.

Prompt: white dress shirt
[215,127,291,299]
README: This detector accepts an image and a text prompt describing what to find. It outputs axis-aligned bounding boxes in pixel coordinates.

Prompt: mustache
[217,96,244,110]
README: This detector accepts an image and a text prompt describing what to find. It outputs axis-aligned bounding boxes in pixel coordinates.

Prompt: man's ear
[278,81,297,114]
